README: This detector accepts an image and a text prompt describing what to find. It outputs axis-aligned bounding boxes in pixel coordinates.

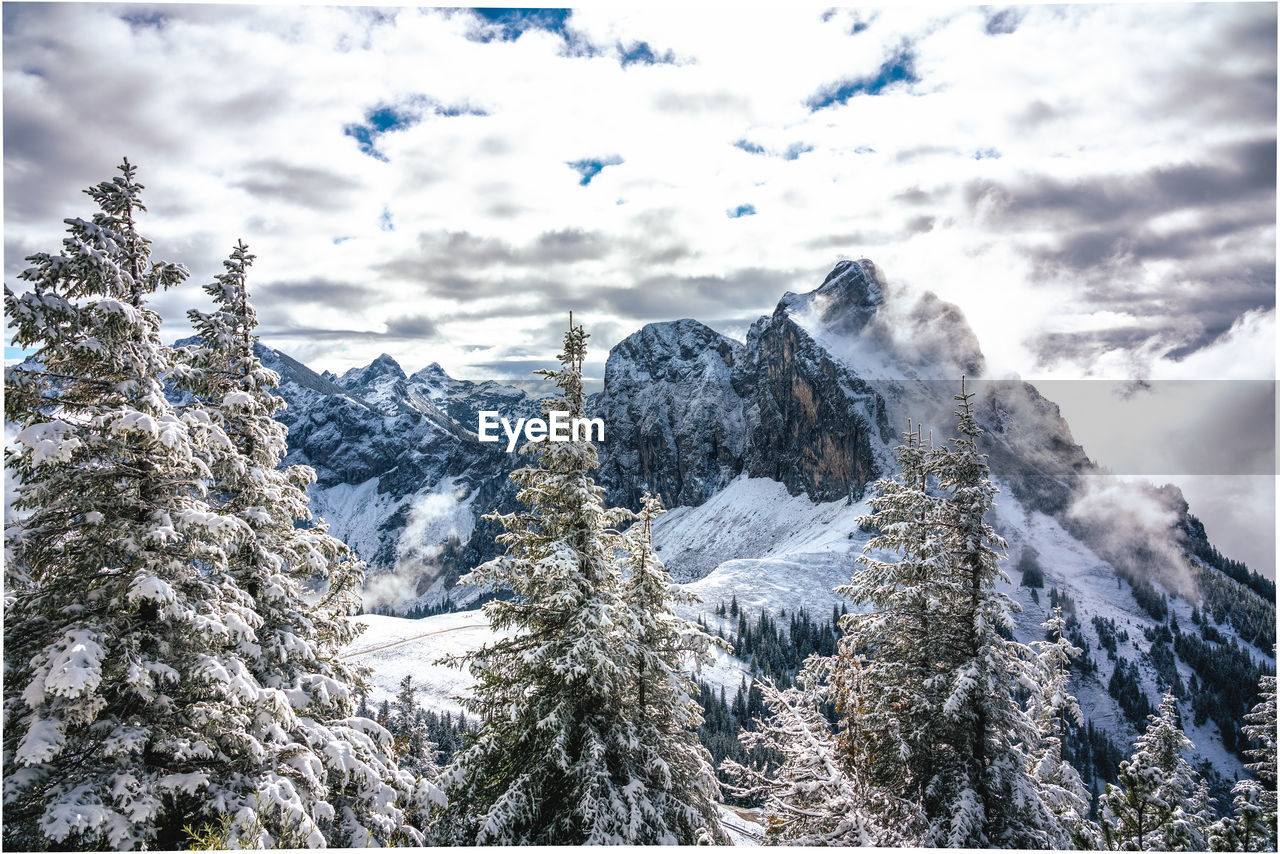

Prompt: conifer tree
[1209,780,1271,852]
[839,383,1072,847]
[175,242,439,845]
[1245,675,1278,848]
[1169,777,1216,852]
[384,675,441,782]
[439,319,723,844]
[836,419,948,808]
[2,161,256,850]
[926,377,1068,848]
[1102,693,1201,851]
[725,658,924,845]
[1030,606,1102,848]
[1211,675,1278,851]
[619,493,728,843]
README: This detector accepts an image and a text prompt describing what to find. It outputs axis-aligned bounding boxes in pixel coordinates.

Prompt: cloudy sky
[3,3,1275,571]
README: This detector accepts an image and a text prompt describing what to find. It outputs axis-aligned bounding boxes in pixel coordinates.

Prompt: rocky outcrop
[737,303,891,502]
[595,320,747,509]
[594,267,895,509]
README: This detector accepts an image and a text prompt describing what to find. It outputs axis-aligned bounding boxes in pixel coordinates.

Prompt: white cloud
[5,4,1271,382]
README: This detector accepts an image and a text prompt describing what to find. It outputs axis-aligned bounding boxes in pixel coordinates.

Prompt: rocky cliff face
[737,295,892,502]
[594,319,746,509]
[594,264,898,509]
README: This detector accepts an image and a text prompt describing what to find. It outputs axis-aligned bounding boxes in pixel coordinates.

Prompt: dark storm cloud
[1032,327,1156,370]
[3,78,145,222]
[373,229,613,297]
[372,227,700,307]
[4,238,35,278]
[599,268,801,321]
[259,278,380,311]
[411,266,798,328]
[968,136,1275,366]
[383,314,440,338]
[967,137,1275,228]
[258,318,438,343]
[1033,211,1275,272]
[631,242,696,265]
[1154,6,1276,127]
[904,215,936,235]
[233,160,362,211]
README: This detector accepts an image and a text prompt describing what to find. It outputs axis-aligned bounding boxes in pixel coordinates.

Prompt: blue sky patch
[380,206,395,231]
[727,203,757,219]
[618,40,676,68]
[567,155,623,186]
[333,236,354,245]
[783,142,813,160]
[345,97,487,160]
[733,139,813,160]
[805,47,918,111]
[5,346,36,361]
[470,8,570,42]
[985,8,1022,35]
[973,147,1002,160]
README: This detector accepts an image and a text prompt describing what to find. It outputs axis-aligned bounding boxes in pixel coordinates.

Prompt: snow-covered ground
[654,474,870,583]
[343,610,496,716]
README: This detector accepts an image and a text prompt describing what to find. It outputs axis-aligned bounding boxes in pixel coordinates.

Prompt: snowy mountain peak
[410,362,450,383]
[340,353,407,389]
[781,257,885,336]
[607,319,742,382]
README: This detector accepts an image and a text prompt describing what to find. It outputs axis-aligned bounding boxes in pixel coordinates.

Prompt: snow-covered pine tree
[1101,692,1202,851]
[836,419,949,811]
[175,242,439,846]
[724,659,923,845]
[619,492,728,844]
[1169,777,1216,852]
[384,675,441,781]
[1029,606,1102,848]
[440,319,722,844]
[1211,675,1278,851]
[1244,675,1278,848]
[1209,780,1271,852]
[926,377,1070,848]
[2,160,261,850]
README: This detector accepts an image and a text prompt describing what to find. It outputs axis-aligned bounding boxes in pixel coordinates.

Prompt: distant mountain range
[258,258,1275,791]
